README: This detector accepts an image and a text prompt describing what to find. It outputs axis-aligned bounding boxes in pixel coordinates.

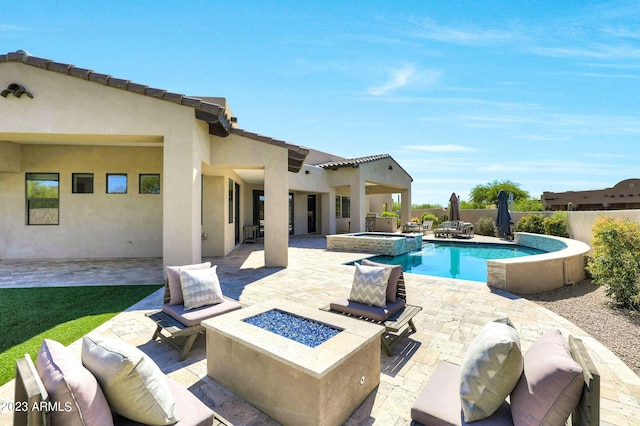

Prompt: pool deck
[1,235,640,425]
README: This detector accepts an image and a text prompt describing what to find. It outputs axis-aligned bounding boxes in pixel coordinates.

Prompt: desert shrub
[420,213,440,226]
[477,216,497,236]
[516,214,545,234]
[380,211,401,227]
[587,215,640,309]
[543,211,570,237]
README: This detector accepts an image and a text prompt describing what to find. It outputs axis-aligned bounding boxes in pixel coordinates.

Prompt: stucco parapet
[0,54,6,63]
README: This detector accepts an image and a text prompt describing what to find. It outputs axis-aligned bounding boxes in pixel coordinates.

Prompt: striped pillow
[349,263,391,308]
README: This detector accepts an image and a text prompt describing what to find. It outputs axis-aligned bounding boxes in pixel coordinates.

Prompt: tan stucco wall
[0,141,21,172]
[0,145,162,259]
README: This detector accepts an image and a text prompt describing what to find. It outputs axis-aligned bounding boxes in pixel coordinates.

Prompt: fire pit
[202,300,384,426]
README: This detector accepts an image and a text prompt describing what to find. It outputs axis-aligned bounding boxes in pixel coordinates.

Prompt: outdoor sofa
[14,336,221,426]
[434,221,474,238]
[326,259,422,355]
[411,319,600,426]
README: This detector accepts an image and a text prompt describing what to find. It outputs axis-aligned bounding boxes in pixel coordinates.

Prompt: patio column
[264,162,288,267]
[321,190,335,235]
[349,177,365,233]
[163,134,202,268]
[401,188,411,223]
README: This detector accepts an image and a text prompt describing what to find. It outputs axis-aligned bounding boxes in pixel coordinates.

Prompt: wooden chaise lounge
[326,263,422,356]
[146,275,242,361]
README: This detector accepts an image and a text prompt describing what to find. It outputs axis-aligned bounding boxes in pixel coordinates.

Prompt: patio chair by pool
[146,262,242,360]
[434,220,474,239]
[325,260,422,355]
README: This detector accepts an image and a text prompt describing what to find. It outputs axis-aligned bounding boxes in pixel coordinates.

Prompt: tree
[469,179,529,206]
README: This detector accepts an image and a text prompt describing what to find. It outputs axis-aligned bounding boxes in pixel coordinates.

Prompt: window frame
[106,173,128,194]
[25,172,60,225]
[72,173,94,194]
[139,173,160,194]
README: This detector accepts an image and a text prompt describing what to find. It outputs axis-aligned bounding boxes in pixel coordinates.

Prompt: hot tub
[202,300,384,426]
[326,232,422,256]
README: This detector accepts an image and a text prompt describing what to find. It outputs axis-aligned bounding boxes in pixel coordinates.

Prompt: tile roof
[232,129,309,173]
[0,50,232,136]
[316,154,413,181]
[1,50,310,171]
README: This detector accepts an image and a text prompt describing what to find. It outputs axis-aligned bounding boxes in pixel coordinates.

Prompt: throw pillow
[179,265,224,310]
[510,330,584,425]
[361,258,402,302]
[81,334,178,425]
[166,262,211,305]
[35,339,113,426]
[349,263,391,308]
[459,317,523,422]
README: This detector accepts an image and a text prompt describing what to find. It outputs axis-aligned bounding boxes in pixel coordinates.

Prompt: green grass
[0,285,162,386]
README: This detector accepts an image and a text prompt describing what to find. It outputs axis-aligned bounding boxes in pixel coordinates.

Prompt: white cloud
[407,18,517,45]
[404,144,479,153]
[367,64,441,96]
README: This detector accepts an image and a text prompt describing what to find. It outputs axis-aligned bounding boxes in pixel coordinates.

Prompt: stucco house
[0,50,413,268]
[543,179,640,211]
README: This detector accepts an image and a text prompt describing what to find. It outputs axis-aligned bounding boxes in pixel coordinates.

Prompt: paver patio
[1,235,639,425]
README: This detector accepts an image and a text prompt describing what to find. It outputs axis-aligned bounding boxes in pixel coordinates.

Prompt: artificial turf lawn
[0,285,162,386]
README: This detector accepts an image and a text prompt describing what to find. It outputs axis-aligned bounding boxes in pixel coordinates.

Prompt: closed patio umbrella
[496,190,512,237]
[448,192,460,221]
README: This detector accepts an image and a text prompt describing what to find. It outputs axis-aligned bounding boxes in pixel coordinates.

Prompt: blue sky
[3,1,639,205]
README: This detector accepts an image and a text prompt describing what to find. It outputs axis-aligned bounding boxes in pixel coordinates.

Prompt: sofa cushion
[459,318,523,422]
[510,330,584,425]
[361,258,402,303]
[179,266,224,310]
[166,262,211,305]
[112,377,214,426]
[35,339,113,426]
[81,334,178,425]
[162,299,242,327]
[349,263,391,308]
[411,361,513,426]
[329,297,405,322]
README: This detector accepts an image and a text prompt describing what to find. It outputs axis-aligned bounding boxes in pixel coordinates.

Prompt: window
[139,174,160,194]
[26,173,59,225]
[106,174,127,194]
[336,196,350,218]
[72,173,94,194]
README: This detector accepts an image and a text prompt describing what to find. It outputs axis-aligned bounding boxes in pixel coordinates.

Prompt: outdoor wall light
[1,83,33,98]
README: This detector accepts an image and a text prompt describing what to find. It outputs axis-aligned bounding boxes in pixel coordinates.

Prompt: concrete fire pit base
[202,300,384,426]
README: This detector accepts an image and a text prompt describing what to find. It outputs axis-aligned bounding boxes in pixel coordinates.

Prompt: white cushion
[81,334,178,425]
[349,263,391,308]
[179,266,224,310]
[459,318,523,422]
[166,262,211,305]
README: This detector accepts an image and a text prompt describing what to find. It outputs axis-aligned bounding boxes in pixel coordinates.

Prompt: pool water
[366,242,546,282]
[243,309,343,347]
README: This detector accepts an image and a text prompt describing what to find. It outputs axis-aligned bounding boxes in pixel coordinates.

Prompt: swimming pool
[365,241,547,282]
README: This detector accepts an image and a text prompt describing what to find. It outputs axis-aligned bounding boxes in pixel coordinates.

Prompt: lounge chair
[146,263,242,360]
[411,331,599,426]
[325,260,422,355]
